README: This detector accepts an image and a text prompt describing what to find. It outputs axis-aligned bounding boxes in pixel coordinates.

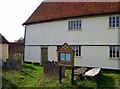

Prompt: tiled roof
[23,2,120,25]
[0,33,9,44]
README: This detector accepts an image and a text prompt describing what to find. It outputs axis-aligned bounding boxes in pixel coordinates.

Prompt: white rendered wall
[25,46,57,63]
[25,46,41,64]
[48,46,57,62]
[25,14,119,69]
[74,46,119,70]
[25,15,119,46]
[118,16,120,69]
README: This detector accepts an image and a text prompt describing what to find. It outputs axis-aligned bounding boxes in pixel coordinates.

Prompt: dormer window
[109,16,119,28]
[68,20,81,30]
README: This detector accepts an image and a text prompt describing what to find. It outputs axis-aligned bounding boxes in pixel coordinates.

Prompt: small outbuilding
[0,33,9,61]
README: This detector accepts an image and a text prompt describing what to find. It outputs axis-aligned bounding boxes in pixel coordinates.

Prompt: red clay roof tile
[23,2,120,25]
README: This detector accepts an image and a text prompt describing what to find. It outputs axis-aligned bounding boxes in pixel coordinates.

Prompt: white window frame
[109,46,119,59]
[68,20,81,30]
[109,16,119,28]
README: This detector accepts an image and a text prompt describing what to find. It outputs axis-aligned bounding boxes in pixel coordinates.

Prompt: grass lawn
[2,63,120,88]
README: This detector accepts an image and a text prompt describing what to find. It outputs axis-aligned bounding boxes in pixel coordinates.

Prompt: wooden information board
[57,43,74,67]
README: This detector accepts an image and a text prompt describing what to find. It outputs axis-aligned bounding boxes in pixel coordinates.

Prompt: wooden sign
[57,43,74,67]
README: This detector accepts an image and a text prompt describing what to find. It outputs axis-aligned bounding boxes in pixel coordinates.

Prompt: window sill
[108,27,119,29]
[68,29,83,31]
[75,56,82,58]
[109,58,119,60]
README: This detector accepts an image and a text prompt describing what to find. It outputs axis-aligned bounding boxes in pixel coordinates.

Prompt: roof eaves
[23,12,120,25]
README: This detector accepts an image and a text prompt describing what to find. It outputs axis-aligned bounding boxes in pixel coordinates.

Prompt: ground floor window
[71,46,81,57]
[109,46,119,58]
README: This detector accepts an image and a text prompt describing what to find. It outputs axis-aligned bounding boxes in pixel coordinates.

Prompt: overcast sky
[0,0,43,42]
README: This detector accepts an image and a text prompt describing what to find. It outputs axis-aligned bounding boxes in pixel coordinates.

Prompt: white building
[23,2,120,70]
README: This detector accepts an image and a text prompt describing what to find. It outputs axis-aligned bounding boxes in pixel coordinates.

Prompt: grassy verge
[2,63,120,88]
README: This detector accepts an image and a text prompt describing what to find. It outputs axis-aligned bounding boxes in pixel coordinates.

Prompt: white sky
[0,0,43,42]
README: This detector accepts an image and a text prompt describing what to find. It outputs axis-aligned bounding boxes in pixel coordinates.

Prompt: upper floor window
[68,20,81,30]
[109,16,119,28]
[109,46,119,59]
[71,46,81,57]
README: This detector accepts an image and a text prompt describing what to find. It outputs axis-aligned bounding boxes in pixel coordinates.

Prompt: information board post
[71,67,74,84]
[59,66,62,83]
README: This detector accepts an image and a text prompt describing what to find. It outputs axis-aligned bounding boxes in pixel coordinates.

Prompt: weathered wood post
[71,67,74,84]
[59,66,62,83]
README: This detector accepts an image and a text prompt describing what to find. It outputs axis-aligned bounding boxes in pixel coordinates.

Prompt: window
[60,53,71,62]
[71,46,81,57]
[109,16,119,28]
[109,46,119,58]
[68,20,81,30]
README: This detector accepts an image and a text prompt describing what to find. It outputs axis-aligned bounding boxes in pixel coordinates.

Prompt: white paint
[25,14,120,69]
[48,46,57,61]
[25,46,41,64]
[74,46,119,69]
[25,15,118,45]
